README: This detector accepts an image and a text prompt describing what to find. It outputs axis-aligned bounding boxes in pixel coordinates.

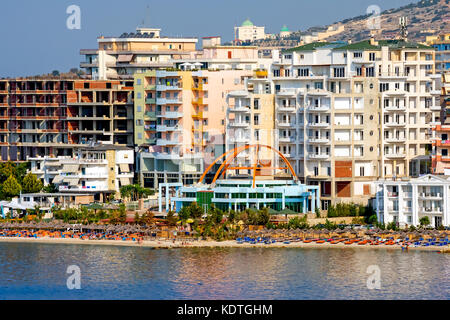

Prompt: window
[353,52,363,58]
[366,67,375,77]
[314,82,323,89]
[137,79,141,85]
[254,99,259,109]
[254,114,259,125]
[333,67,345,77]
[443,149,448,156]
[360,166,365,176]
[356,67,362,76]
[380,83,389,92]
[298,68,309,77]
[369,52,376,61]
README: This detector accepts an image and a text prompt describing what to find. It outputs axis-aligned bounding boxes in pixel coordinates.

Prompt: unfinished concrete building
[0,78,134,161]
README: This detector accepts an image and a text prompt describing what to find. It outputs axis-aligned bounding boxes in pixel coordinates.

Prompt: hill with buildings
[245,0,449,48]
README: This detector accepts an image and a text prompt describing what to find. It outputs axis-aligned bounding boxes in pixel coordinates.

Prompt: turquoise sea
[0,242,448,299]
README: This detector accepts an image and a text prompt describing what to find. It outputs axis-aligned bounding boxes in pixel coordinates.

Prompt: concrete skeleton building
[80,27,198,80]
[226,39,441,209]
[0,79,134,161]
[375,174,450,228]
[29,144,134,201]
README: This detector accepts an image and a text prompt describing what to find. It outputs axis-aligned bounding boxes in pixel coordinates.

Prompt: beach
[1,236,447,252]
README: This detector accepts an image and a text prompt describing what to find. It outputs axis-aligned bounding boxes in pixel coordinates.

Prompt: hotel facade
[226,40,441,209]
[375,174,450,228]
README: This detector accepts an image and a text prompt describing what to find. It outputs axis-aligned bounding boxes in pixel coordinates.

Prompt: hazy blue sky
[0,0,415,77]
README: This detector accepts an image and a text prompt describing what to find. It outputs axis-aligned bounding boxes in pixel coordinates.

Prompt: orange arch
[199,144,298,187]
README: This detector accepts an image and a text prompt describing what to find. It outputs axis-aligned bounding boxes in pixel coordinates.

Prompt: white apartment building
[29,144,134,201]
[374,174,450,228]
[226,39,441,208]
[234,19,266,42]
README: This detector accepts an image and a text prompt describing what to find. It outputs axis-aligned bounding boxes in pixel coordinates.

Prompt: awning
[120,177,132,185]
[45,162,61,167]
[119,164,130,173]
[62,164,79,173]
[117,54,133,63]
[52,175,64,184]
[63,177,79,184]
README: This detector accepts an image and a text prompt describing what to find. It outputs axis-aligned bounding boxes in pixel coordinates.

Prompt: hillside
[246,0,449,48]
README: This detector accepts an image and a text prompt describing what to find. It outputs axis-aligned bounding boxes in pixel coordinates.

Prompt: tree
[189,202,203,220]
[118,203,127,223]
[141,210,154,225]
[1,175,22,199]
[52,70,60,76]
[419,216,430,227]
[178,206,190,222]
[22,173,43,193]
[258,208,270,225]
[315,207,321,218]
[166,210,178,226]
[43,183,58,193]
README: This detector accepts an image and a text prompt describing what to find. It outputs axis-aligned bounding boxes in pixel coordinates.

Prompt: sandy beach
[0,236,447,252]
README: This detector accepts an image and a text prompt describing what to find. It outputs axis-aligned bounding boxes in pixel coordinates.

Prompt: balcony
[278,136,296,143]
[144,124,156,131]
[384,106,406,112]
[157,112,183,119]
[418,192,442,199]
[156,138,181,146]
[385,152,406,158]
[156,84,181,91]
[384,122,406,127]
[144,111,156,120]
[144,84,156,91]
[276,90,297,97]
[145,98,156,104]
[385,137,406,143]
[277,121,295,128]
[430,105,442,111]
[308,137,330,144]
[308,153,330,160]
[229,106,250,113]
[307,122,330,128]
[156,98,182,105]
[156,124,183,132]
[278,105,296,112]
[387,192,398,197]
[307,105,330,112]
[229,121,250,128]
[228,136,249,143]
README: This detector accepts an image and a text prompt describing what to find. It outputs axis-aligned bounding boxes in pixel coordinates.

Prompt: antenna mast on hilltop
[141,4,151,27]
[399,16,408,41]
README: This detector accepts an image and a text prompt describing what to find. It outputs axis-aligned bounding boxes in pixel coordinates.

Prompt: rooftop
[241,19,254,27]
[283,39,435,53]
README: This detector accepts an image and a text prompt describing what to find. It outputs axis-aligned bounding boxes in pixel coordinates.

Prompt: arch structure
[199,144,298,188]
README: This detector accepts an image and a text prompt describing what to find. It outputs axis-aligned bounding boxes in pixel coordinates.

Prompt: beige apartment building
[227,39,441,208]
[80,27,198,80]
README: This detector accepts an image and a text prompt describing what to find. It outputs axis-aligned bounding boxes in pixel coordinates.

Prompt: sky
[0,0,416,77]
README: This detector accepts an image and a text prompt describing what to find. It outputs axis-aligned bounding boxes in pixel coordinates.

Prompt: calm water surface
[0,242,448,299]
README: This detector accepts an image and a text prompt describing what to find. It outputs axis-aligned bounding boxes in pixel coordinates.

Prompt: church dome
[281,25,289,32]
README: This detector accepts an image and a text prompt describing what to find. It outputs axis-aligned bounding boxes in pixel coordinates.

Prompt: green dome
[241,19,253,27]
[281,25,289,32]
